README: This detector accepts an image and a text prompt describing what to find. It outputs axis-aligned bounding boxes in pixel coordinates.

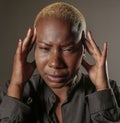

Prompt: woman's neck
[52,86,69,104]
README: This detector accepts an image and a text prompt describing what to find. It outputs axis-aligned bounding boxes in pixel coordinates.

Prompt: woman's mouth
[46,74,67,83]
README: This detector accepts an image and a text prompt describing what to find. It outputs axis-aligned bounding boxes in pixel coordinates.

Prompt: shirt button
[27,97,33,105]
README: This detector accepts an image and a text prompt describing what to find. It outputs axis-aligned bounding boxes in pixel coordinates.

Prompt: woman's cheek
[35,50,49,70]
[65,52,82,72]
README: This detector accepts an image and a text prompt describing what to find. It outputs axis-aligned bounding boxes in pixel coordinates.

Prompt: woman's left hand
[82,31,108,91]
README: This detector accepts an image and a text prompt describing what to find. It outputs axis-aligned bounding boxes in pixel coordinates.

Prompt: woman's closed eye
[63,47,73,52]
[39,46,51,52]
[62,47,76,54]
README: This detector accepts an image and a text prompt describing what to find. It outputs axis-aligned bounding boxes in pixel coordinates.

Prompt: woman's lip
[47,74,67,83]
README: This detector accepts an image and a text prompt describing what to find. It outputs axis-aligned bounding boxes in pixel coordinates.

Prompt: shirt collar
[40,71,83,114]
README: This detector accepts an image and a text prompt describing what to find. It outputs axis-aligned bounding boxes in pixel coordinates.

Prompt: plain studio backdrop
[0,0,120,86]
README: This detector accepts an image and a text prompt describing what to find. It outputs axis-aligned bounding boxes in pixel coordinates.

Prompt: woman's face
[35,17,83,90]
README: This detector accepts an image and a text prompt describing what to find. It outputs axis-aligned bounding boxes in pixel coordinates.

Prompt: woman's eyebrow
[37,40,52,46]
[61,41,75,47]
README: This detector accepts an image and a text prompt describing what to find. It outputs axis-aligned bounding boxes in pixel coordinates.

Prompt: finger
[31,27,37,44]
[101,42,107,63]
[28,27,37,51]
[15,39,23,60]
[22,28,33,52]
[83,39,93,55]
[88,31,101,56]
[88,31,97,48]
[82,58,91,72]
[84,38,100,62]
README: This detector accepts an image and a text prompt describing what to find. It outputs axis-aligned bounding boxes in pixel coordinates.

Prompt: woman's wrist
[7,83,23,100]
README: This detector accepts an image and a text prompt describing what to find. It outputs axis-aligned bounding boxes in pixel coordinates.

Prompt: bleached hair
[34,2,86,35]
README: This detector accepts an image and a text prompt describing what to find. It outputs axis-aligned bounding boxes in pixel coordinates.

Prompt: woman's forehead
[36,17,82,43]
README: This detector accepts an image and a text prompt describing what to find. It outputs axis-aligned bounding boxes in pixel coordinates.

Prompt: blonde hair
[34,2,86,35]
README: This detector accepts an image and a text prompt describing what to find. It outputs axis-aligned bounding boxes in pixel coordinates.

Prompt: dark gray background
[0,0,120,85]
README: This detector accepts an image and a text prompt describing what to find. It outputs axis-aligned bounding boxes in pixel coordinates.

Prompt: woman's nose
[48,51,65,69]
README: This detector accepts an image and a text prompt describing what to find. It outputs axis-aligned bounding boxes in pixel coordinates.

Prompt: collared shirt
[0,73,120,123]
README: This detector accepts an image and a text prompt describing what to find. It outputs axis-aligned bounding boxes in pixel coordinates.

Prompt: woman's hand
[8,28,36,99]
[82,31,108,91]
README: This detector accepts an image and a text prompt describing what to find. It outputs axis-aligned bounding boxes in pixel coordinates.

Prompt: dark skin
[8,17,108,123]
[35,18,83,93]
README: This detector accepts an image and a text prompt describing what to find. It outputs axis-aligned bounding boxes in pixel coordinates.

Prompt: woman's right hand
[8,28,36,99]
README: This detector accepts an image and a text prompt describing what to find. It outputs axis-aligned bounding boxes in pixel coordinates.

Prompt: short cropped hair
[34,2,86,37]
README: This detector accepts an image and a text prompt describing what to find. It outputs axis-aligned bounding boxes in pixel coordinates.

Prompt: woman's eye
[63,47,73,52]
[62,47,76,55]
[39,47,50,51]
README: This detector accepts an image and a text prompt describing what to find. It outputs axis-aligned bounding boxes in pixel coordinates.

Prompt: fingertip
[104,42,108,50]
[88,30,91,35]
[102,42,108,58]
[34,26,37,36]
[27,27,33,38]
[18,39,22,45]
[87,31,91,39]
[34,26,37,35]
[16,39,22,54]
[28,28,31,34]
[105,41,108,46]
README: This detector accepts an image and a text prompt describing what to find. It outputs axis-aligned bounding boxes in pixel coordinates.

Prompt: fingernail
[18,39,22,42]
[18,39,22,45]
